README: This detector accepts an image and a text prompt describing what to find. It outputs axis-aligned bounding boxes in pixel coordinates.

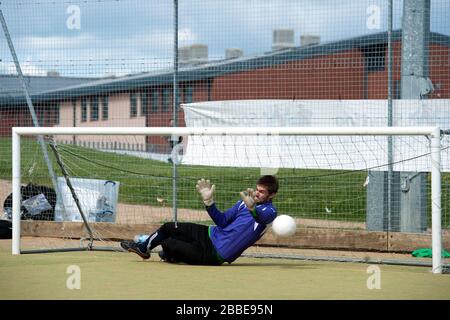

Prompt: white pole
[12,130,21,255]
[430,127,442,274]
[12,125,443,271]
[13,126,438,137]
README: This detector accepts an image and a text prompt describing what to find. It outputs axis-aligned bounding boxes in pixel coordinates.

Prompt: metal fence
[0,1,449,257]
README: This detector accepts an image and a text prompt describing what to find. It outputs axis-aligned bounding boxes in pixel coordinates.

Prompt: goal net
[10,126,448,273]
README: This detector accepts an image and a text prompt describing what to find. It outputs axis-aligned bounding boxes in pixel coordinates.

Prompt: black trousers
[158,222,223,266]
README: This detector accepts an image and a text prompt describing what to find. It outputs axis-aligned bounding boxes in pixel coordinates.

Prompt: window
[141,92,149,116]
[175,88,183,110]
[90,96,99,121]
[55,103,60,125]
[101,96,109,120]
[130,93,138,117]
[72,99,77,126]
[361,44,386,72]
[162,88,170,111]
[81,98,87,122]
[151,91,158,112]
[184,86,193,103]
[38,108,45,126]
[176,88,183,104]
[394,80,401,99]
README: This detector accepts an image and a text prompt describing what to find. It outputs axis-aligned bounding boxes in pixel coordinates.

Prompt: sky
[0,0,449,78]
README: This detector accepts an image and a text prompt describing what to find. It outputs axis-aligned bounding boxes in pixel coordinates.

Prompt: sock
[138,230,166,252]
[133,235,148,253]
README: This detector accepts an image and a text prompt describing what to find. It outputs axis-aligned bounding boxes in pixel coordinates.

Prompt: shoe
[120,240,150,260]
[168,158,173,164]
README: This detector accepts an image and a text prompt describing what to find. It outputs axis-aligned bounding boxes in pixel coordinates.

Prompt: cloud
[178,28,198,45]
[18,34,97,50]
[0,59,48,76]
[8,32,176,77]
[177,0,393,57]
[17,27,179,52]
[1,0,448,77]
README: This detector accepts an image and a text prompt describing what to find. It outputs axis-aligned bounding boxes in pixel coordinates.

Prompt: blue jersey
[207,200,277,263]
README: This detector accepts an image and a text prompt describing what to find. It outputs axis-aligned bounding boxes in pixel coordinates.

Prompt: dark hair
[257,175,279,194]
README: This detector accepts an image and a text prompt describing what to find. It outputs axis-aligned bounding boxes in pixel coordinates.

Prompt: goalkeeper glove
[196,178,216,206]
[240,188,256,211]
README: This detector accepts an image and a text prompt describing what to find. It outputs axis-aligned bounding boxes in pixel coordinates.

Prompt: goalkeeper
[120,175,278,265]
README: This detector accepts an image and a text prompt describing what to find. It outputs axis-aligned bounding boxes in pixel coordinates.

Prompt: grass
[1,243,449,300]
[0,137,449,226]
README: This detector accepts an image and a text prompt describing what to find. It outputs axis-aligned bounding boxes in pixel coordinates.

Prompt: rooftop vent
[46,71,60,77]
[225,48,244,59]
[272,29,295,51]
[300,34,320,46]
[179,44,208,65]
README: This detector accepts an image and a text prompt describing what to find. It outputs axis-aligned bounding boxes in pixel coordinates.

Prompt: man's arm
[240,189,277,224]
[196,178,240,227]
[196,178,215,206]
[205,201,240,227]
[252,204,277,224]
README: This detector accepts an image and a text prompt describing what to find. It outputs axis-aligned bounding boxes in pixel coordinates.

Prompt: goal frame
[11,126,443,274]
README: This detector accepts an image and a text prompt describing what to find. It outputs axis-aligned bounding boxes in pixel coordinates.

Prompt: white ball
[272,215,296,237]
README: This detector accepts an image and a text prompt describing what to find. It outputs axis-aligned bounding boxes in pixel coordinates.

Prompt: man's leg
[160,238,205,265]
[159,223,221,265]
[120,240,151,259]
[131,222,199,253]
[120,223,173,259]
[122,222,218,264]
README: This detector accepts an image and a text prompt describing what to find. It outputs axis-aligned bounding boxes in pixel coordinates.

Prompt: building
[0,30,449,152]
[0,74,96,136]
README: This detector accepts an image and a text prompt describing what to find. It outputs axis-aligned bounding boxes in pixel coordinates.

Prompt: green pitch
[2,137,450,226]
[1,241,449,300]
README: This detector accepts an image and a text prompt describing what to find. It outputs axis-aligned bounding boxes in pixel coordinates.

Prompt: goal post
[11,126,444,274]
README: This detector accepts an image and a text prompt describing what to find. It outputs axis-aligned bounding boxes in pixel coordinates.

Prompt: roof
[0,74,97,106]
[1,30,449,107]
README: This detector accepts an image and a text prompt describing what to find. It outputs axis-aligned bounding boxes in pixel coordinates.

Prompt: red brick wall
[1,42,449,139]
[0,109,29,136]
[429,44,450,98]
[0,105,58,137]
[366,43,450,99]
[211,49,365,100]
[211,42,449,101]
[365,42,401,99]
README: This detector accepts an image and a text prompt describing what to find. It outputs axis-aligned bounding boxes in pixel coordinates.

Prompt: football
[272,214,296,237]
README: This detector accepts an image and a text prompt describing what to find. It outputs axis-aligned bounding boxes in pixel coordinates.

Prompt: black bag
[3,183,57,221]
[0,220,12,239]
